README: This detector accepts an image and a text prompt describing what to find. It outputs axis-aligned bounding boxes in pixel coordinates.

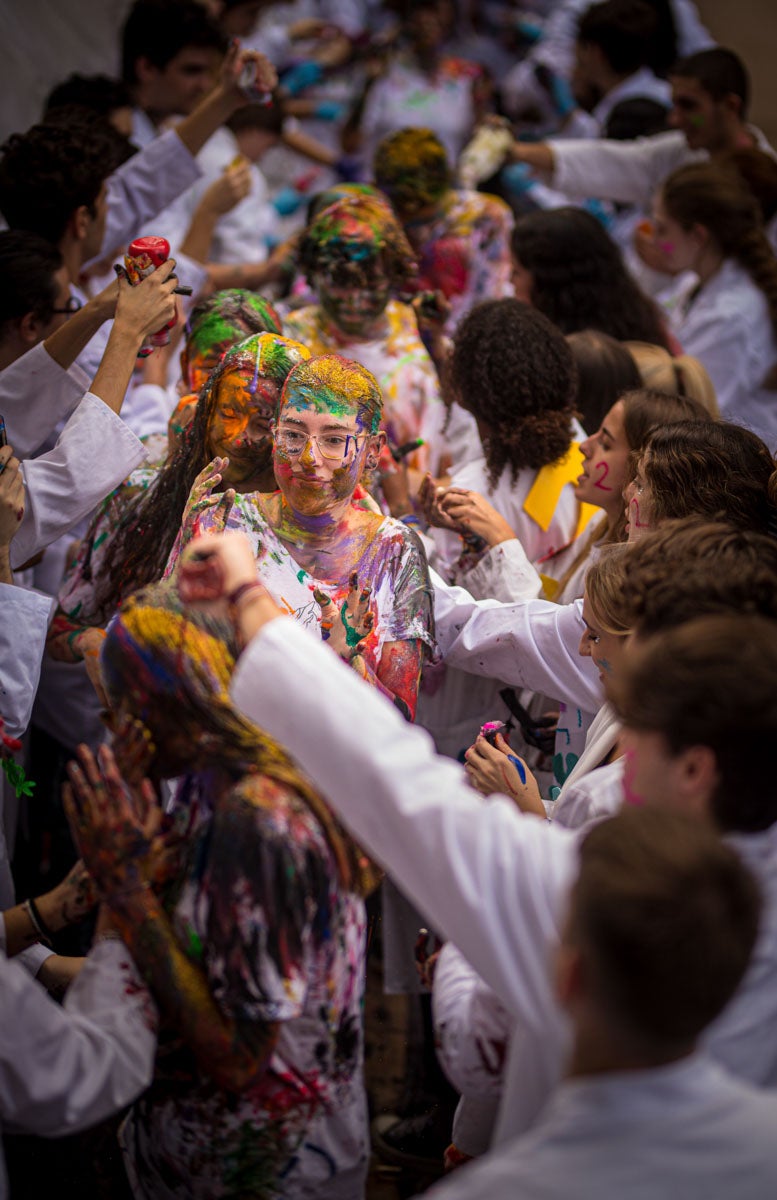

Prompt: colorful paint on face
[576,400,631,521]
[182,291,282,393]
[207,367,279,491]
[579,594,626,684]
[315,261,391,338]
[624,453,655,542]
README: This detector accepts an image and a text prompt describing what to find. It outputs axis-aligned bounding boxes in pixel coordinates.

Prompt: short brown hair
[614,615,777,832]
[619,517,777,636]
[573,806,761,1043]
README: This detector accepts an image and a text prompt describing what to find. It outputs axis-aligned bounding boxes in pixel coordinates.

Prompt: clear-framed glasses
[50,296,83,315]
[275,426,364,463]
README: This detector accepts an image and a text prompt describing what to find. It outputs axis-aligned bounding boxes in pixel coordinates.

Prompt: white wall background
[0,0,133,143]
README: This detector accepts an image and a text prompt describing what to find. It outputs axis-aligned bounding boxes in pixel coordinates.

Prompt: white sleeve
[231,618,577,1025]
[0,939,157,1137]
[433,942,511,1101]
[455,541,542,604]
[95,129,201,265]
[0,584,54,738]
[12,393,146,570]
[668,306,750,421]
[552,131,690,208]
[0,343,91,460]
[431,571,603,715]
[672,0,716,54]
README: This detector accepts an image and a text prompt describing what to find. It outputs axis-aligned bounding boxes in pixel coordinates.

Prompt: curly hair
[94,333,309,617]
[0,117,123,244]
[619,516,777,637]
[298,194,417,292]
[373,127,451,217]
[510,208,672,349]
[448,299,577,485]
[641,419,777,533]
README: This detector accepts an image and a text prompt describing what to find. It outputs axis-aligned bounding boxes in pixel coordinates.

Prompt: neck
[567,1022,694,1079]
[693,240,726,287]
[58,235,84,288]
[275,495,357,546]
[598,65,630,97]
[414,45,440,74]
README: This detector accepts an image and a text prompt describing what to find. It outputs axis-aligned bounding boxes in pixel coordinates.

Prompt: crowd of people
[1,1,777,1198]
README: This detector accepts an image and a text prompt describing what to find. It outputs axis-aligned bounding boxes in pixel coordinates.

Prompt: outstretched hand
[179,457,236,548]
[315,572,375,664]
[64,744,161,900]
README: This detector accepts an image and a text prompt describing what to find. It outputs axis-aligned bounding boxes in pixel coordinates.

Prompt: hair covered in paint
[280,353,383,435]
[102,580,367,890]
[298,193,417,292]
[373,126,451,216]
[95,333,310,616]
[180,289,283,391]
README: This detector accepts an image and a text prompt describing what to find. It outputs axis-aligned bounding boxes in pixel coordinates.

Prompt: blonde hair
[584,543,633,636]
[625,341,719,416]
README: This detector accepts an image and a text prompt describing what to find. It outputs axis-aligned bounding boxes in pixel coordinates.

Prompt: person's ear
[134,56,159,87]
[722,91,743,120]
[690,222,710,251]
[18,311,43,346]
[70,204,93,245]
[675,744,719,819]
[365,428,386,470]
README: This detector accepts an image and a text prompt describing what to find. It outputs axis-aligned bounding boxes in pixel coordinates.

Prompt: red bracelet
[227,581,267,607]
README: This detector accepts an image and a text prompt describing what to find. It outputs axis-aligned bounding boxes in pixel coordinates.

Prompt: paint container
[124,236,176,358]
[480,719,507,747]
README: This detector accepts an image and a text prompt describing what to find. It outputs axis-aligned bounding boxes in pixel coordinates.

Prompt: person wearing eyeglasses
[168,351,434,721]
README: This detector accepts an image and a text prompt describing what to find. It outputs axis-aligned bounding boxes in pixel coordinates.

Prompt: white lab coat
[0,939,157,1200]
[423,1055,777,1200]
[0,344,91,461]
[230,617,777,1149]
[660,258,777,450]
[11,392,146,571]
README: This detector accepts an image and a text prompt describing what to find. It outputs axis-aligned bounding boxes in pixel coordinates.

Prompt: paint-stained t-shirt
[120,771,370,1199]
[169,497,435,668]
[283,300,446,474]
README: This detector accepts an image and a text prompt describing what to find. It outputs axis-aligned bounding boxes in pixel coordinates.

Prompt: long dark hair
[93,334,308,617]
[511,208,672,349]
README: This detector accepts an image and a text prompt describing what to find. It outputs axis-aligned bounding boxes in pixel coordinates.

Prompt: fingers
[212,487,235,531]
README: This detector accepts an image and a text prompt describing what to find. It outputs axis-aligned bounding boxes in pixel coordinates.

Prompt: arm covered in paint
[431,569,602,715]
[66,751,287,1093]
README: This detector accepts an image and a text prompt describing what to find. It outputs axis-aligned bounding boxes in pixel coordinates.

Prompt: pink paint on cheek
[658,240,675,256]
[630,497,650,528]
[622,748,644,807]
[592,460,613,491]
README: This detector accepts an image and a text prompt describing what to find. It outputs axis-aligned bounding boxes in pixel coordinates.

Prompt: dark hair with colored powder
[373,127,450,217]
[511,208,672,349]
[298,194,417,292]
[280,354,383,435]
[95,334,308,616]
[449,299,577,484]
[180,289,283,390]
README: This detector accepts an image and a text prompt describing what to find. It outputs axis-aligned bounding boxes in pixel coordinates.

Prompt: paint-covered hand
[180,457,236,548]
[64,744,162,900]
[418,474,464,532]
[439,488,516,548]
[315,572,375,663]
[113,714,157,788]
[0,444,25,552]
[202,159,253,216]
[464,732,546,817]
[74,627,109,708]
[115,257,179,343]
[38,859,98,931]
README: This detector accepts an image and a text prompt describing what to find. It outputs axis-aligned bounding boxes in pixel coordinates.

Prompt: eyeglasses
[50,296,83,315]
[275,427,364,463]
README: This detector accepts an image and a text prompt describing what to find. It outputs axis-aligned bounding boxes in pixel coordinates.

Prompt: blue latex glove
[272,186,305,217]
[282,61,323,96]
[583,198,614,230]
[501,161,536,196]
[314,99,345,121]
[515,17,544,44]
[547,71,576,119]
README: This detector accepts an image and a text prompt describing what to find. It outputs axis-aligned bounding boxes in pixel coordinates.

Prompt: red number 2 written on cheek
[593,461,613,492]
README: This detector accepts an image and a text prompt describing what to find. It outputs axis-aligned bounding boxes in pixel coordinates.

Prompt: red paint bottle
[124,236,176,357]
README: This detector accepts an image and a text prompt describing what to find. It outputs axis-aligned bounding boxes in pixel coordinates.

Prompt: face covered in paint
[207,366,279,492]
[313,255,391,339]
[576,400,631,520]
[273,363,384,517]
